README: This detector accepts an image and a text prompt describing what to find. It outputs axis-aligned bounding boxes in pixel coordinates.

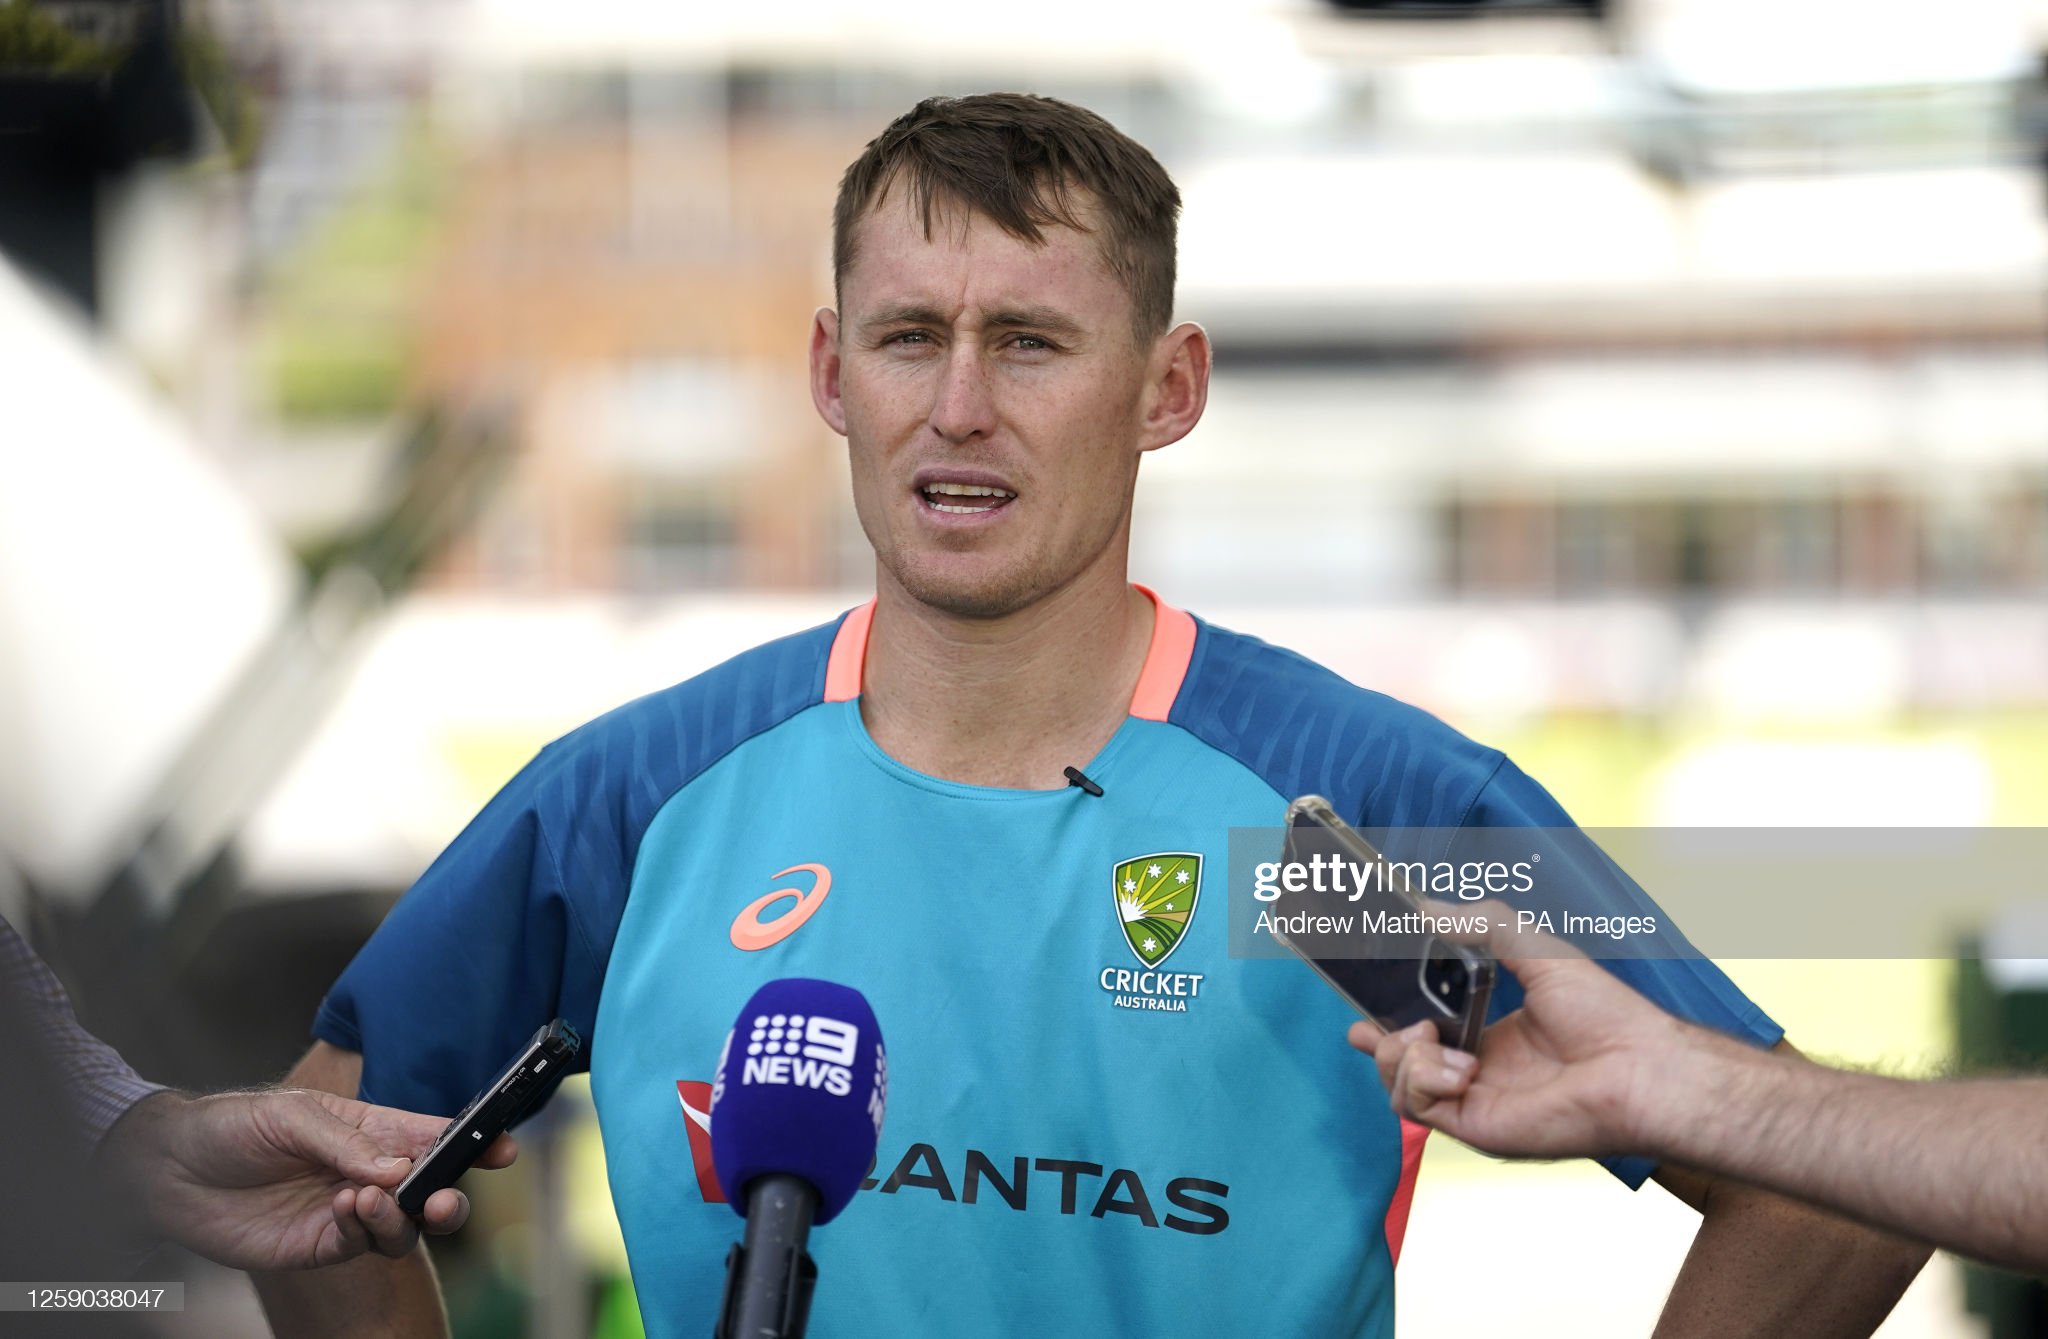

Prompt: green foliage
[258,125,450,424]
[179,24,262,168]
[0,0,128,73]
[270,330,407,421]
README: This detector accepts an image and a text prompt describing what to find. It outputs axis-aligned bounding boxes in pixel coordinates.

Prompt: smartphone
[1273,796,1495,1053]
[394,1018,582,1216]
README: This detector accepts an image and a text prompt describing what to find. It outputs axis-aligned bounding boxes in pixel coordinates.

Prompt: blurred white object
[237,592,859,891]
[1638,0,2031,94]
[1689,604,1910,721]
[0,256,297,900]
[1650,737,1993,827]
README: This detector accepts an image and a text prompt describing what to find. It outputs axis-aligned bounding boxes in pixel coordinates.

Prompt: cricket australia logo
[1113,853,1202,967]
[1101,852,1207,1013]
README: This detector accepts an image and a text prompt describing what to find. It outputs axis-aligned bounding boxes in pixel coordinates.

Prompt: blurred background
[4,0,2047,1333]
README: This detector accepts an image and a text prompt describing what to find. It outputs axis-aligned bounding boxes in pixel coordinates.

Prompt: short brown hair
[832,93,1181,341]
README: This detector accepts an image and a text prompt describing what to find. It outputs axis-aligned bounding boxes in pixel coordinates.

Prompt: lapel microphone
[1063,766,1105,797]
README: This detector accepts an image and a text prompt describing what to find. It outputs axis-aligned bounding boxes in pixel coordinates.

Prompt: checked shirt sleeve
[0,915,166,1149]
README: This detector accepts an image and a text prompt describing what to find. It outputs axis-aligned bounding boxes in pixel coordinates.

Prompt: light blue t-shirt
[316,592,1778,1337]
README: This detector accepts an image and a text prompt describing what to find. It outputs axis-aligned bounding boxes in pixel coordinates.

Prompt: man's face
[812,189,1162,619]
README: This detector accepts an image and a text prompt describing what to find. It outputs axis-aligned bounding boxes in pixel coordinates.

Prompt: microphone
[710,979,887,1339]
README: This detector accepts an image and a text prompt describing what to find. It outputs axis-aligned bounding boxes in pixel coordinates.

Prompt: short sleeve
[1461,758,1783,1188]
[313,744,606,1117]
[311,617,844,1118]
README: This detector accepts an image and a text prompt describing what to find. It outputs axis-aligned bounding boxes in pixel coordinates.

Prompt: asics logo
[729,863,832,951]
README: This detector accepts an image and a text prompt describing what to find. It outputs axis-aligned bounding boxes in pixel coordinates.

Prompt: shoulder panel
[1167,619,1503,845]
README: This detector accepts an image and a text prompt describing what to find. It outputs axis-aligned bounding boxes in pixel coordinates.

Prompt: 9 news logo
[715,1011,861,1099]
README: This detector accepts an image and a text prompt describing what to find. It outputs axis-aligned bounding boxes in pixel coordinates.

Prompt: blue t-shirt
[316,592,1779,1338]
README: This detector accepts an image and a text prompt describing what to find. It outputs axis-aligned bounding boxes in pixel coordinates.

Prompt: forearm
[1648,1035,2048,1273]
[250,1040,452,1337]
[1651,1167,1925,1338]
[253,1249,449,1339]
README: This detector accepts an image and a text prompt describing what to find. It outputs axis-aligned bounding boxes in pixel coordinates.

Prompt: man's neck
[860,576,1155,790]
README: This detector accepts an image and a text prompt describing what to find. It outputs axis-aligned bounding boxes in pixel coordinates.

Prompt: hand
[1347,903,1691,1159]
[101,1087,517,1271]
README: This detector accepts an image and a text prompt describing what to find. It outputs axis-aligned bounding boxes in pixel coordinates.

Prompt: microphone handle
[715,1174,819,1339]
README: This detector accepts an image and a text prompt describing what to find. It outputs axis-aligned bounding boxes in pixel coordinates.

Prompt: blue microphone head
[709,978,887,1225]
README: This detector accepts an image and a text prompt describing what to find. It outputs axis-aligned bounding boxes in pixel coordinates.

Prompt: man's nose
[927,343,996,444]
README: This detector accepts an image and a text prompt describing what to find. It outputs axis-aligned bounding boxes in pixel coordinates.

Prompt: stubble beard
[880,543,1065,620]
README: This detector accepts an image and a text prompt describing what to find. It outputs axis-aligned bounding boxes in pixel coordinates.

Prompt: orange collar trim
[822,586,1194,722]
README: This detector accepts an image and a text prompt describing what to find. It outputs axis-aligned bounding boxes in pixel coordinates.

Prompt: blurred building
[13,0,2046,917]
[300,2,2048,721]
[412,81,866,591]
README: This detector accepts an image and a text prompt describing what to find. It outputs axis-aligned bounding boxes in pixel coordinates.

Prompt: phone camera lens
[1423,954,1469,1005]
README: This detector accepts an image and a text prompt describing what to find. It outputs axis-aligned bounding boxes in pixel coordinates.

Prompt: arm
[249,1042,453,1339]
[1353,910,1927,1330]
[4,915,505,1276]
[1649,1031,2048,1276]
[0,915,164,1143]
[1641,1055,1927,1339]
[97,1084,512,1271]
[1353,913,2019,1270]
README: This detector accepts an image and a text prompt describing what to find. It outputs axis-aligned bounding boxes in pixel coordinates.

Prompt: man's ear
[810,307,847,436]
[1138,321,1211,453]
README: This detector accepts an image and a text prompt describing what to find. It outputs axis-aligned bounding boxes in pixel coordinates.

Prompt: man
[0,914,511,1272]
[258,94,1927,1336]
[1354,912,2048,1276]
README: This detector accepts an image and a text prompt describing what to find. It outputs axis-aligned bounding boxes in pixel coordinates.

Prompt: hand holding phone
[1273,796,1495,1052]
[394,1018,582,1216]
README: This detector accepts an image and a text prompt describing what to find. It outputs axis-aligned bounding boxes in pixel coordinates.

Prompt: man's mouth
[920,482,1016,515]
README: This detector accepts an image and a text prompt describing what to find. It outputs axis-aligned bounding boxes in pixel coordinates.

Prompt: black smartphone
[1273,796,1495,1053]
[393,1018,582,1216]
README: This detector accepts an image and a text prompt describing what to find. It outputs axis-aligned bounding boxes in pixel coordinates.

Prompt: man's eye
[888,330,934,346]
[1010,335,1052,351]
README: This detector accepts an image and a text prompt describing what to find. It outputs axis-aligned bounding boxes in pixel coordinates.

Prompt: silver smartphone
[1272,795,1495,1053]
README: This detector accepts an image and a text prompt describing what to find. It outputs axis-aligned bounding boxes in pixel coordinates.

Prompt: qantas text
[860,1143,1230,1236]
